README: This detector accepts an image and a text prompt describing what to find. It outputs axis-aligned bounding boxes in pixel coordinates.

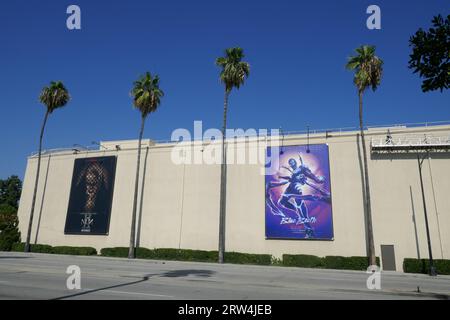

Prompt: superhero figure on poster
[266,154,331,238]
[75,161,110,232]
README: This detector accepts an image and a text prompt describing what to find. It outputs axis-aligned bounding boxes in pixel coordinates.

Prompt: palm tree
[25,81,70,252]
[128,72,164,259]
[346,45,383,266]
[215,47,250,263]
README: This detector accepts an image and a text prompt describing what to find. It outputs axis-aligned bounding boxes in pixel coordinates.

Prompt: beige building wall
[17,125,450,271]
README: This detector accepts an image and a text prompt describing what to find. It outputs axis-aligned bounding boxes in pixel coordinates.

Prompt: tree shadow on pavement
[161,269,215,278]
[51,274,155,300]
[51,269,215,300]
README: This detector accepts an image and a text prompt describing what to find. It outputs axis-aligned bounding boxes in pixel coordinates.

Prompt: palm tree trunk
[25,110,49,252]
[359,91,376,266]
[218,89,230,264]
[128,115,146,259]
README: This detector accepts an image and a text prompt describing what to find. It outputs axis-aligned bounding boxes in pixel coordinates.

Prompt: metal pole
[417,153,437,276]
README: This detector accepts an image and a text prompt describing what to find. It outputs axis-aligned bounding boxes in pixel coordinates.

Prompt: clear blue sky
[0,0,448,179]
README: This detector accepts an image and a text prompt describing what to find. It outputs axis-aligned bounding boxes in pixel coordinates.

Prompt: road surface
[0,251,449,300]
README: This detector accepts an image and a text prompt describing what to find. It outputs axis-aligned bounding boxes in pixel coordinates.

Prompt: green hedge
[147,248,218,262]
[100,247,217,261]
[282,254,325,268]
[403,258,424,274]
[11,243,97,256]
[434,260,450,275]
[283,254,379,270]
[224,252,272,265]
[101,247,271,265]
[324,256,380,270]
[52,246,97,256]
[137,248,217,262]
[403,258,450,275]
[7,242,387,272]
[11,243,54,253]
[100,247,129,257]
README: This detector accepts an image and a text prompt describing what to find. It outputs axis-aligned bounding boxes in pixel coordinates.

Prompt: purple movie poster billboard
[265,144,334,240]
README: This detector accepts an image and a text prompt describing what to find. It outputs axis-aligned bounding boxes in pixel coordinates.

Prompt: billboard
[265,144,333,240]
[64,156,117,235]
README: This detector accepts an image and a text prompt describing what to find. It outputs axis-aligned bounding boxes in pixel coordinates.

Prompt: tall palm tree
[128,72,164,259]
[25,81,70,252]
[346,45,383,266]
[215,47,250,263]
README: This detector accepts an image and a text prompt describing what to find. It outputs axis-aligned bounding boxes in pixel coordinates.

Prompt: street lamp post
[417,152,437,276]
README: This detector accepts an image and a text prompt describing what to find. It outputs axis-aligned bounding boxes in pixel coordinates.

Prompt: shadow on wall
[356,133,370,258]
[372,150,446,260]
[410,186,421,259]
[136,147,150,248]
[34,155,52,244]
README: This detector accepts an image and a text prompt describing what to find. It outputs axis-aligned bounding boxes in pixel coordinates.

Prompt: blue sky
[0,0,448,179]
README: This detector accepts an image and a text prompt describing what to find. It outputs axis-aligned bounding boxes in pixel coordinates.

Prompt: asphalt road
[0,251,449,300]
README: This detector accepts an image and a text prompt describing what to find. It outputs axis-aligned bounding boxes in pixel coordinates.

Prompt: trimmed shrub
[146,248,217,262]
[283,254,379,270]
[52,246,97,256]
[403,258,426,274]
[224,252,272,265]
[434,260,450,275]
[323,256,347,269]
[11,243,54,253]
[282,254,325,268]
[11,243,96,256]
[30,243,54,253]
[135,247,156,259]
[183,249,218,262]
[324,256,380,270]
[100,247,129,257]
[101,247,271,265]
[148,248,185,261]
[403,258,450,275]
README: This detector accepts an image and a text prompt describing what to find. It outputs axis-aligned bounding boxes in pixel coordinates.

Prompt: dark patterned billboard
[64,156,117,235]
[265,144,334,240]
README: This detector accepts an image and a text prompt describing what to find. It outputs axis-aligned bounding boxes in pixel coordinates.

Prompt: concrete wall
[17,125,450,271]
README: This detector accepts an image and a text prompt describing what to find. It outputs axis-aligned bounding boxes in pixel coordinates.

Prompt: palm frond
[131,72,164,117]
[346,45,383,92]
[39,81,70,113]
[216,47,250,91]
